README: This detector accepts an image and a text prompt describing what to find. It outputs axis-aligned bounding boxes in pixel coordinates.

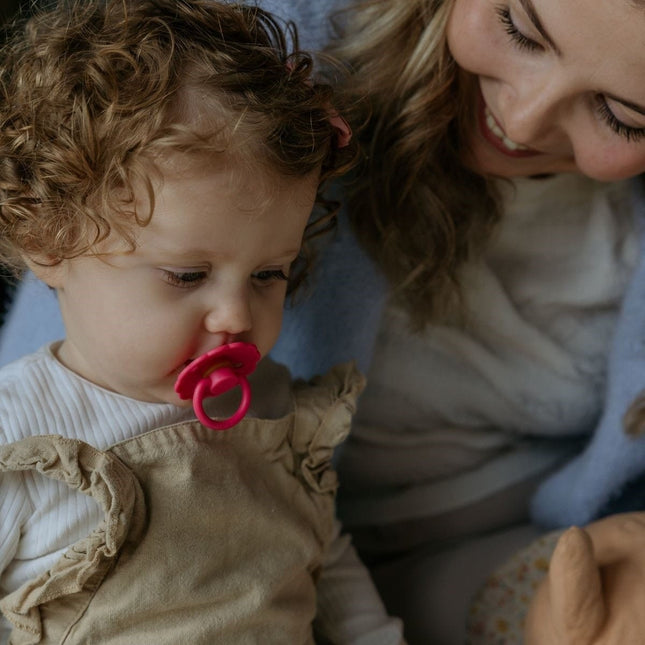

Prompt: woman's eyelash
[495,5,541,52]
[598,100,645,142]
[162,270,207,288]
[595,96,645,143]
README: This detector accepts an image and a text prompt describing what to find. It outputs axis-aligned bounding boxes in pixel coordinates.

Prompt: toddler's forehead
[146,150,317,205]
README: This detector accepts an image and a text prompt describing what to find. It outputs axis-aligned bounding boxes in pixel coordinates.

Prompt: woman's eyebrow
[518,0,645,115]
[519,0,561,55]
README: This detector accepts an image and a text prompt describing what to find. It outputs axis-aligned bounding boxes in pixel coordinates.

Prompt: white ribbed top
[0,344,193,598]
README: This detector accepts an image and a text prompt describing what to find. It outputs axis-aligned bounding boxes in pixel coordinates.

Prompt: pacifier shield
[174,342,260,430]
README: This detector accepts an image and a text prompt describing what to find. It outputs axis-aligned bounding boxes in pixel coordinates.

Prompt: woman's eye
[595,96,645,143]
[162,269,208,288]
[252,268,289,285]
[496,5,542,52]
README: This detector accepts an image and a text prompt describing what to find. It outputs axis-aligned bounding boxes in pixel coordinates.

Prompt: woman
[275,0,645,641]
[4,0,645,642]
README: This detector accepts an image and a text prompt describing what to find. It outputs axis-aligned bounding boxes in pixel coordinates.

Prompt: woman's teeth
[485,105,531,152]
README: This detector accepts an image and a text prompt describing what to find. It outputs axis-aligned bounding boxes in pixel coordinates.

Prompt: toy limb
[525,513,645,644]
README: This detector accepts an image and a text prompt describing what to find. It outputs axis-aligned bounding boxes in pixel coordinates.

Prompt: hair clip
[285,60,352,148]
[174,342,260,430]
[328,111,352,148]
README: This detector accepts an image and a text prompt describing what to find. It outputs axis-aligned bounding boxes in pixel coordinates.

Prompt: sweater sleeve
[0,275,63,368]
[257,0,350,52]
[259,0,390,380]
[314,519,406,645]
[0,470,32,642]
[0,617,9,644]
[272,200,388,380]
[259,0,390,377]
[531,178,645,527]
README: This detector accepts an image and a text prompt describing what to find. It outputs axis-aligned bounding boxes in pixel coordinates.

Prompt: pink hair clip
[285,60,352,148]
[328,111,352,149]
[174,342,260,430]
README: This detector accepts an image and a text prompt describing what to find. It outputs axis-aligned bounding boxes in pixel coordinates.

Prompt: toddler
[0,1,404,643]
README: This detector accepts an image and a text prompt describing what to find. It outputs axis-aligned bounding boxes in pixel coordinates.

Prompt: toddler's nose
[203,294,252,338]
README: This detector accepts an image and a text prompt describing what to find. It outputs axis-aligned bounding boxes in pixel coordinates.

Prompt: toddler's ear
[21,255,67,289]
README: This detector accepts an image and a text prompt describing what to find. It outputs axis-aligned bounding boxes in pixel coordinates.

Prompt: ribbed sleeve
[0,344,192,594]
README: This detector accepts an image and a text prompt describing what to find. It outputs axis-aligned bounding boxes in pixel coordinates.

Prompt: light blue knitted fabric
[265,0,389,377]
[272,197,387,378]
[531,195,645,528]
[0,276,61,366]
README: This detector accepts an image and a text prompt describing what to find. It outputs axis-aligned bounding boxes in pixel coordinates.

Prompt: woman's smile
[477,92,539,158]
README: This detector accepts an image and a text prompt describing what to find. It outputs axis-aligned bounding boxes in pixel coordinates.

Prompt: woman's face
[447,0,645,180]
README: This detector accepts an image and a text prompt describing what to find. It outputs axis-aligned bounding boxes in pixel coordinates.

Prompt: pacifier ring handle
[192,375,252,430]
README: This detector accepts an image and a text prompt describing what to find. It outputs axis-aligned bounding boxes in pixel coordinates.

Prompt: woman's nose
[498,78,564,145]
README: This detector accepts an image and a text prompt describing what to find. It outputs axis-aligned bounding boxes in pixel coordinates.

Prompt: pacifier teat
[174,342,260,430]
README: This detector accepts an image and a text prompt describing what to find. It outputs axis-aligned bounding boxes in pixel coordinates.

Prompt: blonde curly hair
[0,0,355,292]
[331,0,502,326]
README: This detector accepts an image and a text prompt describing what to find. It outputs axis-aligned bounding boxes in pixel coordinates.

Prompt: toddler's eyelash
[253,269,288,283]
[162,270,207,288]
[495,5,541,52]
[595,96,645,143]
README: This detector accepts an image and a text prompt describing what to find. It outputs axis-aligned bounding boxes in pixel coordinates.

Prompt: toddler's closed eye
[252,269,288,285]
[161,269,208,288]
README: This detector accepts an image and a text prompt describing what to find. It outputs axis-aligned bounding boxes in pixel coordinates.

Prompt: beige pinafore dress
[0,364,363,644]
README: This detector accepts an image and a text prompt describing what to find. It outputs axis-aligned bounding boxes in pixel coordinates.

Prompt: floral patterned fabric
[466,531,562,644]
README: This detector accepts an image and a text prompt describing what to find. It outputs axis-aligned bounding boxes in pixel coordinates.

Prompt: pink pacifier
[174,342,260,430]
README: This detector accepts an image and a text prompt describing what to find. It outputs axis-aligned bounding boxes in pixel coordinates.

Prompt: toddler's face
[46,157,318,405]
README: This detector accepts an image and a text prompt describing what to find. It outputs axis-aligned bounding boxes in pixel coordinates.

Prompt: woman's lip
[477,94,541,158]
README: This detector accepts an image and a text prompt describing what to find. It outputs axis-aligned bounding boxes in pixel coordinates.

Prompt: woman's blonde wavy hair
[0,0,356,293]
[330,0,502,326]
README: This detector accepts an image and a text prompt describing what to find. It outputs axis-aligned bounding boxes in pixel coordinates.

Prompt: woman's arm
[258,0,350,51]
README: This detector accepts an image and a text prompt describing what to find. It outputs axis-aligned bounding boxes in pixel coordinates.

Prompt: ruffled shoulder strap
[289,362,365,495]
[0,435,145,644]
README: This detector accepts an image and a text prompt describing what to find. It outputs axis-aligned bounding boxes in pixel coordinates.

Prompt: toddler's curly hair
[0,0,354,288]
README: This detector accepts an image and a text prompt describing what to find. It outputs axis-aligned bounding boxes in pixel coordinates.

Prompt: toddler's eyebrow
[153,246,302,263]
